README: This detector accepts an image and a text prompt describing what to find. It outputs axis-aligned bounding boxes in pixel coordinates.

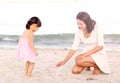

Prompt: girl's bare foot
[25,75,32,79]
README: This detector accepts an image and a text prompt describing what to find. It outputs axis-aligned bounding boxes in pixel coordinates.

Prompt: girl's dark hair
[76,12,96,33]
[26,16,42,29]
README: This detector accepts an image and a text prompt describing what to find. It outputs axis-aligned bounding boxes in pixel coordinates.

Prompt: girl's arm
[56,49,76,67]
[28,31,38,56]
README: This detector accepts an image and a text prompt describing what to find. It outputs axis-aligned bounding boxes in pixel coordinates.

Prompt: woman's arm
[82,46,103,57]
[63,49,76,63]
[56,49,76,67]
[83,25,104,57]
[56,30,80,67]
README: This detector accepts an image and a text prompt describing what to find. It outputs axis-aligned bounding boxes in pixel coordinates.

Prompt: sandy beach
[0,48,120,83]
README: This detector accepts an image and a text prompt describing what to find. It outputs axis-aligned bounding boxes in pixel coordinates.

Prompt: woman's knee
[72,65,85,74]
[75,57,84,66]
[72,67,80,74]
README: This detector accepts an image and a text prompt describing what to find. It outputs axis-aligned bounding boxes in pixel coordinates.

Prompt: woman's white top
[71,24,111,73]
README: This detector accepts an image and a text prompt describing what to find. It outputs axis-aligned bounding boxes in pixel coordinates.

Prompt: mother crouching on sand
[56,11,110,75]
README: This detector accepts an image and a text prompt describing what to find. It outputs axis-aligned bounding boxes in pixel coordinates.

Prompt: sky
[0,0,120,35]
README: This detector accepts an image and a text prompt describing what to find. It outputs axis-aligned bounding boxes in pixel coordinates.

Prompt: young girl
[16,17,41,78]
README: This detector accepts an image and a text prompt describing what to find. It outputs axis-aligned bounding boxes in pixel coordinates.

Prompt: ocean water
[0,34,120,51]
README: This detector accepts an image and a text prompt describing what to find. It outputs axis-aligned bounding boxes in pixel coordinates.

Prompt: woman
[56,11,110,75]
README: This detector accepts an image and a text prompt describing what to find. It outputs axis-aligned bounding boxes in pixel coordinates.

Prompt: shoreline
[0,46,120,53]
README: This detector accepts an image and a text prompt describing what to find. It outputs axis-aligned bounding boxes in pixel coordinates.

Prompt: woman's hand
[56,50,76,67]
[78,54,86,58]
[81,53,89,57]
[56,61,66,67]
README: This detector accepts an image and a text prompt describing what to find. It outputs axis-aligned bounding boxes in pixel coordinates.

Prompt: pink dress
[16,38,36,63]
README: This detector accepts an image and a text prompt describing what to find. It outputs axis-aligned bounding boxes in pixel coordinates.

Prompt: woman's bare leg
[82,62,100,74]
[72,64,85,74]
[75,55,91,71]
[93,65,100,74]
[76,56,100,75]
[85,67,91,71]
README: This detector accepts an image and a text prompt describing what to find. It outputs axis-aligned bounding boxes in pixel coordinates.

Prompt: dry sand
[0,48,120,83]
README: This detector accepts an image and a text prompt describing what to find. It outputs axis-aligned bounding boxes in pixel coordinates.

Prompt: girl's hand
[56,61,66,67]
[34,51,38,56]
